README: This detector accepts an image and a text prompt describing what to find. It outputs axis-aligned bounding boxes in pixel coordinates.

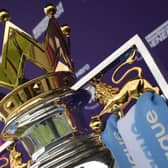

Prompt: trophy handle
[89,49,160,133]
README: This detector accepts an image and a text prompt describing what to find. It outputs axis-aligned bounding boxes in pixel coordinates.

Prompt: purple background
[0,0,168,71]
[0,0,168,166]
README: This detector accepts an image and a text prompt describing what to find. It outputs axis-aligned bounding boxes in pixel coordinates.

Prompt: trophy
[1,3,167,168]
[0,5,113,168]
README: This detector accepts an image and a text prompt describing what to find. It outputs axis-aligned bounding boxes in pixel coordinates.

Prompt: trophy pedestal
[30,134,113,168]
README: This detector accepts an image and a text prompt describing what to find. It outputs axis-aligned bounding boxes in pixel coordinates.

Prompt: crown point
[0,9,10,22]
[44,4,56,18]
[61,25,71,36]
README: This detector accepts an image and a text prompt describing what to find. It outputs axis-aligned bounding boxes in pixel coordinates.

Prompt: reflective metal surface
[0,6,73,90]
[0,20,52,89]
[0,72,76,124]
[30,134,113,168]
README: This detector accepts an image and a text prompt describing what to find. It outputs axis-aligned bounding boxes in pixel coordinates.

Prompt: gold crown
[0,5,75,123]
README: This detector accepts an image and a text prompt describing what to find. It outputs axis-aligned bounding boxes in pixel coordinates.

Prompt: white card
[117,105,158,168]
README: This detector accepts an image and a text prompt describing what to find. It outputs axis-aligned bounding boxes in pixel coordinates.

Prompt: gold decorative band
[0,71,76,122]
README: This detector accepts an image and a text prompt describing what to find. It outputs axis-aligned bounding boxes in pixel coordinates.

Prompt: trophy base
[30,133,114,168]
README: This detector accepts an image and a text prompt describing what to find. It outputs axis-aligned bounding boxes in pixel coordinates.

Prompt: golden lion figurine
[89,49,160,133]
